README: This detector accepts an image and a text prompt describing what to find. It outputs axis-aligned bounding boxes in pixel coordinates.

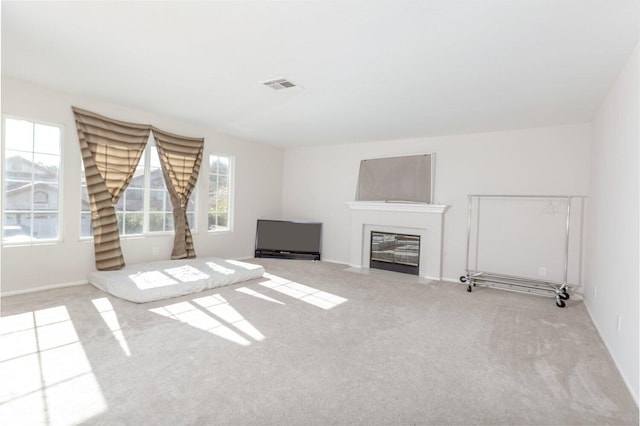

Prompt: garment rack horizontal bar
[466,270,566,287]
[470,280,562,299]
[469,276,565,293]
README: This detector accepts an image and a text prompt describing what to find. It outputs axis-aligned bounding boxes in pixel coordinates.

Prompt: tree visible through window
[208,155,231,231]
[3,117,62,244]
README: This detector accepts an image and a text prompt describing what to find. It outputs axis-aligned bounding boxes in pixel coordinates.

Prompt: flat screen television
[255,219,322,261]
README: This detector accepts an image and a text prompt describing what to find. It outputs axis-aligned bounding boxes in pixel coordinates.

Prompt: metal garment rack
[459,194,573,308]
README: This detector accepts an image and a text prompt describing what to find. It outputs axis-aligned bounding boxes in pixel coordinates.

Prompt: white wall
[1,78,284,294]
[281,124,591,286]
[585,45,639,404]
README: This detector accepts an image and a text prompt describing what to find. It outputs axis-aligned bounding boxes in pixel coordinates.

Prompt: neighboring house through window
[2,116,62,244]
[34,190,49,205]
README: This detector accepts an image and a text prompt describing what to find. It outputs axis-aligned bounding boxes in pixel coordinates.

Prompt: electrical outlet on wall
[537,267,546,277]
[152,247,159,256]
[617,315,622,333]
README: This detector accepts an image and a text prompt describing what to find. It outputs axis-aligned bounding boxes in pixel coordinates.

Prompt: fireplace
[370,231,420,275]
[346,201,449,279]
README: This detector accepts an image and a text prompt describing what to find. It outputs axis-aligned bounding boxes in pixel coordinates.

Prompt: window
[3,117,62,244]
[146,146,196,233]
[208,155,232,231]
[115,148,145,236]
[81,143,196,238]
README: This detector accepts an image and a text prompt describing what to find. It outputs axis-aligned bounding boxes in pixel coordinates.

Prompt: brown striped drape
[73,107,151,270]
[151,128,204,259]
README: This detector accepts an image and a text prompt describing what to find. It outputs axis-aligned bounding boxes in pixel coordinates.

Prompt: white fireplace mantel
[346,201,450,280]
[346,201,449,214]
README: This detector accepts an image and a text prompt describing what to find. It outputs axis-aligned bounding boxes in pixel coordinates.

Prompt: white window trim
[2,114,65,246]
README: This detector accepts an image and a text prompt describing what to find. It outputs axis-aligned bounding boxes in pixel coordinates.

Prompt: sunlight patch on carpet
[193,295,265,342]
[259,273,348,310]
[0,306,107,425]
[92,298,131,356]
[235,287,285,305]
[149,302,251,346]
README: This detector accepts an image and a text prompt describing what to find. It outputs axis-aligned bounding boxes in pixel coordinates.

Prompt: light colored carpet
[1,259,637,425]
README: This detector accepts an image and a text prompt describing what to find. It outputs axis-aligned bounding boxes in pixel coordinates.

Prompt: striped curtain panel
[151,128,204,259]
[72,107,151,270]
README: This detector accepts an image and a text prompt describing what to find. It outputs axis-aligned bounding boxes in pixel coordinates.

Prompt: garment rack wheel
[460,275,473,292]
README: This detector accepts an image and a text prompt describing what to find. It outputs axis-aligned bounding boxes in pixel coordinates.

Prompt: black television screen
[255,220,322,256]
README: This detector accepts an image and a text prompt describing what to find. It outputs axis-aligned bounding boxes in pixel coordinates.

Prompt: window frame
[207,153,234,234]
[80,140,198,240]
[2,114,65,246]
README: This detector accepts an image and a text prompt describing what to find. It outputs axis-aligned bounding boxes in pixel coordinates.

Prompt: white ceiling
[2,1,638,147]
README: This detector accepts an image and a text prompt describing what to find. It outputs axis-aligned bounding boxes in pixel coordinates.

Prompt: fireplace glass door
[370,231,420,275]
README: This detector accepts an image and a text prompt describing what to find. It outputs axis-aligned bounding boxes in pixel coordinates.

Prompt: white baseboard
[321,258,352,266]
[234,256,254,261]
[422,275,442,281]
[1,280,89,297]
[583,301,639,407]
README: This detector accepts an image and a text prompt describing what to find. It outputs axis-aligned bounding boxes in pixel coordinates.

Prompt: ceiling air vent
[262,78,298,90]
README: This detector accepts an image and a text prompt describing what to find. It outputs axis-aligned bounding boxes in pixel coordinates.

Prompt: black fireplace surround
[370,231,420,275]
